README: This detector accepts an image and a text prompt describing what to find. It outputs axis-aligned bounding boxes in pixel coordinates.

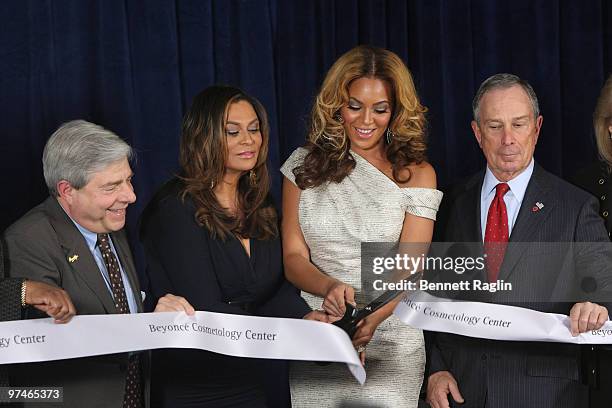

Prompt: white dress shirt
[480,159,534,242]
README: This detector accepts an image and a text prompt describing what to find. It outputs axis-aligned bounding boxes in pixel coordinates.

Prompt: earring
[334,113,344,124]
[210,179,215,189]
[249,169,257,186]
[386,128,394,144]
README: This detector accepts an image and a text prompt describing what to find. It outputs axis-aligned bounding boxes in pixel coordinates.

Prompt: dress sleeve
[280,147,308,186]
[140,194,249,315]
[0,278,23,321]
[256,280,310,319]
[401,188,444,221]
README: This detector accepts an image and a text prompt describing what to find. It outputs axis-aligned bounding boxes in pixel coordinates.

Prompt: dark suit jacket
[0,243,22,322]
[0,243,23,389]
[571,160,612,234]
[3,197,147,408]
[428,164,612,408]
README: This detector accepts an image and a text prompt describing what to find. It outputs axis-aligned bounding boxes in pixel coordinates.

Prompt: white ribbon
[0,311,365,384]
[395,291,612,343]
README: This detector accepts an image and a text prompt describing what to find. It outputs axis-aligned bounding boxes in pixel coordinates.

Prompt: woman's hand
[303,310,331,322]
[359,350,366,366]
[25,280,76,323]
[323,280,355,317]
[352,315,382,350]
[153,294,195,315]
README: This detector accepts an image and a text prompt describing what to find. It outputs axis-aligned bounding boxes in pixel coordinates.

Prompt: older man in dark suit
[3,120,193,408]
[426,74,612,408]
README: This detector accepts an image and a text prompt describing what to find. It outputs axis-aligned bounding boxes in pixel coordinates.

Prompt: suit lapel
[44,198,118,313]
[465,174,486,283]
[447,173,488,283]
[452,171,484,243]
[499,165,555,280]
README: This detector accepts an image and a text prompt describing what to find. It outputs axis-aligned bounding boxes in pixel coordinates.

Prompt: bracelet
[20,280,27,307]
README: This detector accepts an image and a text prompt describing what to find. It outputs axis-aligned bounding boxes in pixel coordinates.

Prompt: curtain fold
[1,0,610,234]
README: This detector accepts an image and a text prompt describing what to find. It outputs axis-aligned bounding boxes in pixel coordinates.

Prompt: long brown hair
[294,45,428,189]
[179,85,277,240]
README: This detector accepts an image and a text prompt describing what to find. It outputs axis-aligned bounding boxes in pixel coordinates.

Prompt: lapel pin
[68,254,79,263]
[532,202,544,212]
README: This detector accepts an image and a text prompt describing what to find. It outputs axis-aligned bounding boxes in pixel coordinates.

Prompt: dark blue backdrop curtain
[0,2,609,405]
[1,0,611,249]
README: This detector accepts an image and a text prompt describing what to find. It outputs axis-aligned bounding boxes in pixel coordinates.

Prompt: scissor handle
[332,303,360,338]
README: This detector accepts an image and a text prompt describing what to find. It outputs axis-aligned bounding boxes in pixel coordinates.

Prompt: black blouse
[139,178,309,407]
[140,178,309,318]
[572,161,612,236]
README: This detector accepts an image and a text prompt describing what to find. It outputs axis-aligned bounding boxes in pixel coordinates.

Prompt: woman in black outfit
[140,86,325,407]
[572,74,612,408]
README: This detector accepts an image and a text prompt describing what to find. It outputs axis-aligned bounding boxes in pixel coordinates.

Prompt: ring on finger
[356,344,366,353]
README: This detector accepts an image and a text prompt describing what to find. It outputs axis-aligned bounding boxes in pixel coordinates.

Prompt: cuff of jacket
[0,278,26,321]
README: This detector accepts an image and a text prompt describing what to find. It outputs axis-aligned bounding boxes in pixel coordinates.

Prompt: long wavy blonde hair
[295,45,428,188]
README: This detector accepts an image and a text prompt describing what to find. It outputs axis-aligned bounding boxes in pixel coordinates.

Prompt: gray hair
[43,120,133,196]
[472,73,540,124]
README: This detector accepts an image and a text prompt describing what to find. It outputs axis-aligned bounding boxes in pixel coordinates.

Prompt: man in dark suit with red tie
[3,120,193,408]
[426,74,612,408]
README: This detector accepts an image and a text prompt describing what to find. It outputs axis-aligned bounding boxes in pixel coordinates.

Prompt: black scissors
[332,272,422,338]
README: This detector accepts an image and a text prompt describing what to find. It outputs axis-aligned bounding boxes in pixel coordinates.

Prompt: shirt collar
[56,199,100,252]
[482,159,534,204]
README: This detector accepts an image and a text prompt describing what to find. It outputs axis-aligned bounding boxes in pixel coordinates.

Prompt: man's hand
[426,371,464,408]
[25,280,76,323]
[569,302,608,336]
[153,294,195,315]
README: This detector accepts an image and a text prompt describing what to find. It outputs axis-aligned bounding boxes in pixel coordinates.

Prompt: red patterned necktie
[97,233,142,408]
[484,183,510,282]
